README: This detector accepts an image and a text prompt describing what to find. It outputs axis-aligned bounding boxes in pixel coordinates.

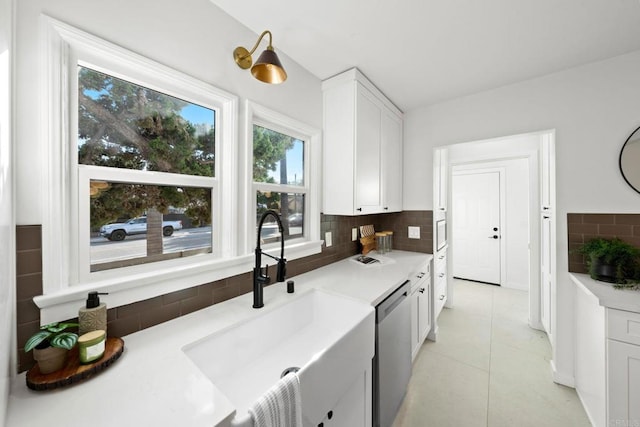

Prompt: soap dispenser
[79,292,108,336]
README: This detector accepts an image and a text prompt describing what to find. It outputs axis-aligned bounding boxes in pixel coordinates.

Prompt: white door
[452,171,501,284]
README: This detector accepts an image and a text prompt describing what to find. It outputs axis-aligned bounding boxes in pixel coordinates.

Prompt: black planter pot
[590,256,617,283]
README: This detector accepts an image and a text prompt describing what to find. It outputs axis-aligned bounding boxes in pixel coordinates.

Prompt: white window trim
[36,15,243,322]
[243,101,322,257]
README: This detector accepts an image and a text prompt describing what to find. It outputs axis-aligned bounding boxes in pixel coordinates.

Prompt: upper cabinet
[540,133,555,212]
[322,68,403,215]
[434,148,448,213]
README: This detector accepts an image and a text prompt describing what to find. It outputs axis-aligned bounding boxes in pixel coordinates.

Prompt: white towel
[248,373,303,427]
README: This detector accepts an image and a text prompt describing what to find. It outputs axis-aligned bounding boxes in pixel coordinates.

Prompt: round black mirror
[620,125,640,195]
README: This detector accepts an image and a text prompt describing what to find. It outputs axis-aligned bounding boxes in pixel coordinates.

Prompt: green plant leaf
[24,331,52,353]
[51,333,78,350]
[44,323,67,333]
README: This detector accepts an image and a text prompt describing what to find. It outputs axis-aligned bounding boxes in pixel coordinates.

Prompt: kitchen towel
[248,372,303,427]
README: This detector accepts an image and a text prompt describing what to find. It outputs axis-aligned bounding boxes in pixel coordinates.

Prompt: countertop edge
[569,273,640,313]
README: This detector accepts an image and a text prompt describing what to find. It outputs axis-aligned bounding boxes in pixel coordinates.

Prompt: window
[248,102,321,253]
[79,67,215,272]
[39,17,238,314]
[254,125,306,242]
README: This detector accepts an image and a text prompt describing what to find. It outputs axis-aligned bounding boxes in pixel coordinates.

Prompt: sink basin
[183,288,375,425]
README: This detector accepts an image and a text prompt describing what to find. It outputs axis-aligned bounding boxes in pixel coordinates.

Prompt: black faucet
[253,210,287,308]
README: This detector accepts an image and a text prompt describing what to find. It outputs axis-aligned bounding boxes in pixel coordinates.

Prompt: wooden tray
[26,337,125,391]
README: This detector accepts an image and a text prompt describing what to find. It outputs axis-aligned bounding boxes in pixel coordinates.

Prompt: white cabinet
[607,309,640,424]
[434,249,447,317]
[434,148,448,212]
[381,108,403,212]
[410,261,432,362]
[540,133,554,212]
[572,274,640,427]
[322,68,403,215]
[540,214,552,335]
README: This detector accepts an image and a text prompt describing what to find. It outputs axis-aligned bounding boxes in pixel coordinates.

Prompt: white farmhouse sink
[183,288,375,426]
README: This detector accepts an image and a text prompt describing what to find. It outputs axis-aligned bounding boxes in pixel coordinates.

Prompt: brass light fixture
[233,30,287,84]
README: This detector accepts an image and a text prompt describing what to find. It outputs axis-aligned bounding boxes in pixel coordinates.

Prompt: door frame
[435,129,554,332]
[451,167,507,286]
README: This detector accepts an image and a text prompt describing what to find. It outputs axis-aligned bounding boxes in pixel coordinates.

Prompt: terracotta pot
[33,346,68,374]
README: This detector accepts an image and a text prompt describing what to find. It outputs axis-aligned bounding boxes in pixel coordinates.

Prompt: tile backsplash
[567,213,640,274]
[15,210,432,372]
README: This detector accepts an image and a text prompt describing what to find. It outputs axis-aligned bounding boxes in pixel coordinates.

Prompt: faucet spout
[253,210,287,308]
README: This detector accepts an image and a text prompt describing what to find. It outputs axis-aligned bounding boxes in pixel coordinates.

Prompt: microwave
[436,219,447,251]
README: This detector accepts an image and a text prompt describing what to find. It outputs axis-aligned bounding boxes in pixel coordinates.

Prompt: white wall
[451,157,530,290]
[404,49,640,384]
[0,0,14,422]
[14,0,323,224]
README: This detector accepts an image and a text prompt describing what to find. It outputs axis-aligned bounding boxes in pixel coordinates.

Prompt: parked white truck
[99,216,183,241]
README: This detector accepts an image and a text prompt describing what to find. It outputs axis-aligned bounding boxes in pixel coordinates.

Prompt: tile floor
[392,278,592,427]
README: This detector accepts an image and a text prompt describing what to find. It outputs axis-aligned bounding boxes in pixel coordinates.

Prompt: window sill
[34,240,323,324]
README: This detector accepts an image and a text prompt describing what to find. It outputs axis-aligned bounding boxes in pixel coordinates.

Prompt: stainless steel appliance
[373,280,412,427]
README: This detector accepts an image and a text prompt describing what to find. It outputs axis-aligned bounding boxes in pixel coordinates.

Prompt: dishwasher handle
[376,280,411,324]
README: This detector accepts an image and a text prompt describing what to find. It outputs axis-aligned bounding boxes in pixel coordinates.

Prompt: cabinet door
[354,85,383,213]
[540,134,554,212]
[541,214,552,334]
[381,107,403,212]
[434,149,448,212]
[435,253,447,317]
[322,81,356,215]
[607,339,640,424]
[418,280,432,343]
[411,287,420,361]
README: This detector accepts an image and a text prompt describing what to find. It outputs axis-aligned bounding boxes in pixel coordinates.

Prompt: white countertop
[569,273,640,313]
[7,250,431,427]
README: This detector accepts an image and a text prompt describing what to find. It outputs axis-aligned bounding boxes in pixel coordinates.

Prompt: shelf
[26,337,125,391]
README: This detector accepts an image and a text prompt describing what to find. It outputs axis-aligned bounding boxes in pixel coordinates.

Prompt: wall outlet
[408,226,420,239]
[325,231,333,247]
[351,227,358,241]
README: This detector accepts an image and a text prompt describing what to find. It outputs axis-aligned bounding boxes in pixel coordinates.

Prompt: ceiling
[210,0,640,112]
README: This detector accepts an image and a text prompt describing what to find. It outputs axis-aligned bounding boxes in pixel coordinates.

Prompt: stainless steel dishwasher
[373,280,412,427]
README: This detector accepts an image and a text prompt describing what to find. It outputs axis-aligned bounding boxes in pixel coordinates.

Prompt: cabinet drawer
[607,308,640,346]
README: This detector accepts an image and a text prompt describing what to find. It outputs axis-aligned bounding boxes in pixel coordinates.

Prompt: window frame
[36,16,240,322]
[243,101,322,257]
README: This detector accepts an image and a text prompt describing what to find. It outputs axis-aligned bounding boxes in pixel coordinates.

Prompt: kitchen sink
[183,288,375,425]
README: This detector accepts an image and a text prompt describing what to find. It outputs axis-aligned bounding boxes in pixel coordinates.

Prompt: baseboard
[550,359,575,388]
[529,319,544,331]
[575,387,600,427]
[427,324,439,342]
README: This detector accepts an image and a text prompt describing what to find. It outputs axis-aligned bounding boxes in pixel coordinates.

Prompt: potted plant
[24,322,79,374]
[577,237,640,284]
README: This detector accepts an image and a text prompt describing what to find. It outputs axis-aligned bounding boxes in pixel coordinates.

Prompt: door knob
[488,235,499,239]
[493,227,498,231]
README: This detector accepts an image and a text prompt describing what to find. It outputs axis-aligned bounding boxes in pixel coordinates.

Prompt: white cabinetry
[434,249,448,317]
[322,68,403,215]
[410,261,432,362]
[571,274,640,427]
[434,148,448,212]
[540,133,555,336]
[607,309,640,424]
[540,214,552,334]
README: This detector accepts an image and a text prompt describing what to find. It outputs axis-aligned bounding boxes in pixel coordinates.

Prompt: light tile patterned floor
[392,279,591,427]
